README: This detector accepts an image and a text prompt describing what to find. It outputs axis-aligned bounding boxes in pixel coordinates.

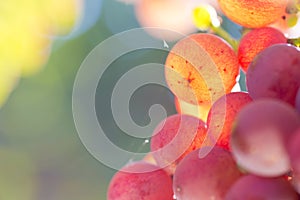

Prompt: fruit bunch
[108,0,300,199]
[0,0,82,107]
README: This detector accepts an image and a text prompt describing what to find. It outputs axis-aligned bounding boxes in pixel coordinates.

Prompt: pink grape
[246,44,300,106]
[151,114,207,174]
[225,175,298,200]
[287,128,300,174]
[206,92,252,150]
[173,147,242,200]
[231,99,300,177]
[107,161,173,200]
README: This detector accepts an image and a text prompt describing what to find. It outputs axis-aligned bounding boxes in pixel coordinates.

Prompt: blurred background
[0,0,245,199]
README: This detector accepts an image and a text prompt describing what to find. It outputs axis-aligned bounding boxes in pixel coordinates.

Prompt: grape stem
[211,26,239,51]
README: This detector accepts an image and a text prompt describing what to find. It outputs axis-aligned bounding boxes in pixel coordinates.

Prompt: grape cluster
[108,0,300,199]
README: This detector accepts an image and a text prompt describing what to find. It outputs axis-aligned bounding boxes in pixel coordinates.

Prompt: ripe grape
[206,92,252,150]
[173,147,242,200]
[107,161,173,200]
[225,175,298,200]
[150,114,207,174]
[174,97,211,122]
[231,99,300,177]
[246,44,300,106]
[165,33,239,105]
[238,27,287,72]
[218,0,288,28]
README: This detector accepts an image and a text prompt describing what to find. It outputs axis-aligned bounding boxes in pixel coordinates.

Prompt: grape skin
[150,114,207,174]
[225,175,298,200]
[230,99,300,177]
[173,147,242,200]
[107,162,173,200]
[206,92,252,150]
[246,44,300,106]
[238,27,287,72]
[165,33,239,105]
[218,0,288,28]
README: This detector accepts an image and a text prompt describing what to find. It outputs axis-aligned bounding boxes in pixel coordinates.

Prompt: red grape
[107,161,173,200]
[165,33,239,105]
[173,147,242,200]
[246,44,300,106]
[218,0,288,28]
[238,27,287,72]
[151,114,207,174]
[231,99,300,177]
[206,92,252,150]
[225,175,298,200]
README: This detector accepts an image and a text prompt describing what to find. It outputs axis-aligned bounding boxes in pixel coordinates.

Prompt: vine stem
[211,25,239,51]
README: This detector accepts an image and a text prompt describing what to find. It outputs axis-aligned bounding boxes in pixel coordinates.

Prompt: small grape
[238,27,287,72]
[246,44,300,106]
[173,147,242,200]
[218,0,288,28]
[206,92,252,150]
[151,114,207,174]
[231,99,300,177]
[107,161,173,200]
[225,175,298,200]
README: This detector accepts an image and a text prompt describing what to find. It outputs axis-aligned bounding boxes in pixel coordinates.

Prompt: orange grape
[165,33,239,106]
[218,0,288,28]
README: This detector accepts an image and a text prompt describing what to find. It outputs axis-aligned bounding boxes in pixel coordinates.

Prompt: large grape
[173,147,242,200]
[206,92,252,150]
[238,27,287,72]
[151,114,207,174]
[107,162,173,200]
[218,0,288,28]
[225,175,298,200]
[231,99,300,177]
[165,33,239,105]
[246,44,300,106]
